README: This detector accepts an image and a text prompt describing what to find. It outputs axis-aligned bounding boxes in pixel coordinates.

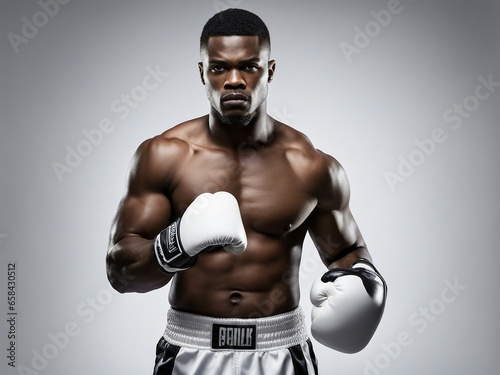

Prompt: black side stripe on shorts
[306,339,319,375]
[153,338,181,375]
[288,339,319,375]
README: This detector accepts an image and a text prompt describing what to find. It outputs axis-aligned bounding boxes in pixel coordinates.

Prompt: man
[106,8,387,375]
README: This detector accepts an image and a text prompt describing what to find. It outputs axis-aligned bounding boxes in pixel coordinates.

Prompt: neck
[208,106,275,149]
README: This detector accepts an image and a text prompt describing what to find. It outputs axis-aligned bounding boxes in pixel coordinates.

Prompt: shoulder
[313,151,350,210]
[136,116,208,161]
[129,116,207,190]
[159,115,209,144]
[276,123,340,181]
[277,123,349,210]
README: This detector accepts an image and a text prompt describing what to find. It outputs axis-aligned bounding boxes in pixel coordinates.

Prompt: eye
[210,66,226,73]
[244,65,259,72]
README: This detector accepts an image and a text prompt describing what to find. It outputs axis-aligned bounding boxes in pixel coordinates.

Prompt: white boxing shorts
[153,307,318,375]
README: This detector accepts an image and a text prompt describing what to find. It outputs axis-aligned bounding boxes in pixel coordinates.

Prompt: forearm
[327,245,372,270]
[106,236,173,293]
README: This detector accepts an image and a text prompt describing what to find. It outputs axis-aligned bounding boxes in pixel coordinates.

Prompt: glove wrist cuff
[153,218,196,273]
[351,258,376,271]
[351,258,387,289]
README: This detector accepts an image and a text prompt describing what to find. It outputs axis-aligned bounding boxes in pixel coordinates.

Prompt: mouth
[221,92,249,106]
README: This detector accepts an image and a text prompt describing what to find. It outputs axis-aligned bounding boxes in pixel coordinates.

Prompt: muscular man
[106,8,387,375]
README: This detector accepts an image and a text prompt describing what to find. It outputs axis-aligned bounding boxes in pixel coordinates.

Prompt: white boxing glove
[310,259,387,353]
[153,191,247,273]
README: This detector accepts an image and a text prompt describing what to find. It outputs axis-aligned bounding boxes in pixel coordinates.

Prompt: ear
[267,60,276,83]
[198,62,206,85]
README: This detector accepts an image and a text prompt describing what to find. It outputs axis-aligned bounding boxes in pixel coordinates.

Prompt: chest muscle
[169,149,317,235]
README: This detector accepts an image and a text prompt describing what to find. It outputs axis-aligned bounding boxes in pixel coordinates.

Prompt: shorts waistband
[163,307,308,351]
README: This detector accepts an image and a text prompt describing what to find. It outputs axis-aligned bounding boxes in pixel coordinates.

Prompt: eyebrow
[208,57,262,65]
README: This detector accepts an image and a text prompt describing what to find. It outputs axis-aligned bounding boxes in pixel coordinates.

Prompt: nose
[224,69,246,89]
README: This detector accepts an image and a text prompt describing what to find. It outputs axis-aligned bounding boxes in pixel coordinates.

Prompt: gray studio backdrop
[1,0,499,374]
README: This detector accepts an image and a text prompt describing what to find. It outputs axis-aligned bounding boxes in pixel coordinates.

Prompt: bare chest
[169,148,318,235]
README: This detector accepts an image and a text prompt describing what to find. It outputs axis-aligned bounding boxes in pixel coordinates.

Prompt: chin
[219,113,254,127]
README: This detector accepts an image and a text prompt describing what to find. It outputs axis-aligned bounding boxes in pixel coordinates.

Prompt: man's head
[199,9,275,127]
[200,8,271,55]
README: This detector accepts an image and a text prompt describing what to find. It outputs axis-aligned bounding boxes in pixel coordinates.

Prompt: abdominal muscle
[168,235,302,318]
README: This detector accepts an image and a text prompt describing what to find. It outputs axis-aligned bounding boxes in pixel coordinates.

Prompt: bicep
[307,152,367,267]
[110,191,171,244]
[109,137,179,244]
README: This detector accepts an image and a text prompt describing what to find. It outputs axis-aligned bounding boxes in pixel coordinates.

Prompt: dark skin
[106,35,371,318]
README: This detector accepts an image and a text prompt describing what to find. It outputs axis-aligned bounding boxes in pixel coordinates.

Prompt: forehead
[203,35,267,61]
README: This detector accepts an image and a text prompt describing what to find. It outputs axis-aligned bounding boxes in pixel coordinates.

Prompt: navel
[230,292,242,305]
[284,223,292,232]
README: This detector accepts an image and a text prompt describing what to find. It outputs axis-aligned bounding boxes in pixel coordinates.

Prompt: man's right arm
[106,136,182,293]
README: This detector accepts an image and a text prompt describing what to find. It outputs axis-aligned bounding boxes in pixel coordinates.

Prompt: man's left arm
[307,152,387,353]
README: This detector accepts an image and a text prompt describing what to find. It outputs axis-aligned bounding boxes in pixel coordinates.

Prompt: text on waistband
[212,324,257,350]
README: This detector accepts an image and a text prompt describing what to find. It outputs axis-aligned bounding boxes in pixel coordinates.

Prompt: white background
[1,0,499,374]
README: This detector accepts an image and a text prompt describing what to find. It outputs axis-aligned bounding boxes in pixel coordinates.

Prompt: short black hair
[200,8,271,52]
